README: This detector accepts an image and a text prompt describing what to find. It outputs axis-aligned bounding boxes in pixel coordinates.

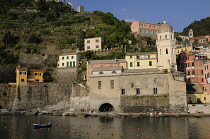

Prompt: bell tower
[156,20,177,72]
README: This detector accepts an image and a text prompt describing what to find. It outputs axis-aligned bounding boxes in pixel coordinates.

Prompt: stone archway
[99,103,114,112]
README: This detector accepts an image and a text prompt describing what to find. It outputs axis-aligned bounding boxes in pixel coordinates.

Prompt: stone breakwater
[0,111,209,118]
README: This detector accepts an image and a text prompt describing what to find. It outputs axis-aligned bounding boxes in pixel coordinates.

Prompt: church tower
[156,20,177,72]
[188,29,193,38]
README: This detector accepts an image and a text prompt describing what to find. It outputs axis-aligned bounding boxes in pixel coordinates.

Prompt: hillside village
[1,0,210,114]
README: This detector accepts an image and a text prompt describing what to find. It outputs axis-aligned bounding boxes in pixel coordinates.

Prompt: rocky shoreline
[0,110,209,118]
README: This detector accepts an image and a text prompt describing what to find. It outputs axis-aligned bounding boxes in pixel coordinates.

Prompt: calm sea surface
[0,115,210,139]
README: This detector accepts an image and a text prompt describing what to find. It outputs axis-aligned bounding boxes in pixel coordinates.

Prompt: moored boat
[33,122,52,128]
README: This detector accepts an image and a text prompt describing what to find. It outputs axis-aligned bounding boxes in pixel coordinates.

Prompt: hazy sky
[66,0,210,32]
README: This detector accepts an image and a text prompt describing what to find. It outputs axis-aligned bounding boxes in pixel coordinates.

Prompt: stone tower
[156,20,177,72]
[188,29,193,38]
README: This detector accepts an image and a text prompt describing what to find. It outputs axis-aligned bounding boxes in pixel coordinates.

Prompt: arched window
[166,48,168,54]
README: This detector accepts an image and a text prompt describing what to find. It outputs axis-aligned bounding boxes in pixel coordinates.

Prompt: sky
[65,0,210,32]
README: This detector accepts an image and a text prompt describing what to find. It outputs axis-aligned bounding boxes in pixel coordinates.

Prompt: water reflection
[1,115,210,139]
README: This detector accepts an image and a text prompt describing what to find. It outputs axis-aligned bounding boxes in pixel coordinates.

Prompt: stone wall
[53,67,77,85]
[120,95,169,113]
[0,85,16,110]
[0,82,90,112]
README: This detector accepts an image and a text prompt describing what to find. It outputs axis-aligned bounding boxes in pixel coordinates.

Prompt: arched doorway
[99,103,114,112]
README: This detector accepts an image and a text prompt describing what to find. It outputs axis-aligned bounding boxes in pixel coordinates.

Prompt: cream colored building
[125,52,157,69]
[156,20,177,72]
[77,6,84,13]
[89,68,187,112]
[57,53,81,68]
[84,37,102,51]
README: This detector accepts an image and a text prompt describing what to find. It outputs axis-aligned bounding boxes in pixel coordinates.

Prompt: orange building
[130,21,161,38]
[180,51,210,93]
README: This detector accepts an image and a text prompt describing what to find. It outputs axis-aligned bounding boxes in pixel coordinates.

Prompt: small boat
[33,122,52,128]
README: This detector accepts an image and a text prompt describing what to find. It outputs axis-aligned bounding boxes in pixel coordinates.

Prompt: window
[136,88,140,94]
[20,72,26,75]
[188,71,190,75]
[130,62,133,67]
[149,61,152,66]
[165,35,167,38]
[154,88,157,94]
[87,46,90,49]
[137,62,140,67]
[202,78,204,82]
[71,56,74,59]
[192,70,195,75]
[192,62,194,66]
[21,79,24,82]
[160,49,161,55]
[96,39,99,42]
[62,57,64,60]
[130,55,132,59]
[87,40,90,43]
[98,81,102,89]
[166,48,168,54]
[73,61,75,67]
[70,62,72,67]
[67,62,69,67]
[148,55,150,58]
[35,73,41,76]
[62,63,64,66]
[121,89,125,94]
[204,97,206,101]
[67,56,69,59]
[96,45,99,48]
[110,80,114,89]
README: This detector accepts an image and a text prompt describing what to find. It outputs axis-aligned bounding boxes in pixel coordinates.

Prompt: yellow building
[176,45,192,55]
[125,52,157,69]
[187,92,210,104]
[16,67,44,85]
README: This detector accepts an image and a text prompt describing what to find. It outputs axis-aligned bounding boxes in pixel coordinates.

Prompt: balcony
[186,75,195,78]
[186,67,194,70]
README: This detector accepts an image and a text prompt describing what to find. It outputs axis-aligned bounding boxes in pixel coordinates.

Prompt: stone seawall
[0,83,89,111]
[120,95,169,113]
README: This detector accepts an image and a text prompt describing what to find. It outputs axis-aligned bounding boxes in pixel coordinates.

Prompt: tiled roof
[30,69,44,72]
[123,68,159,73]
[88,59,126,65]
[17,67,28,71]
[126,52,157,56]
[60,53,78,56]
[92,66,122,72]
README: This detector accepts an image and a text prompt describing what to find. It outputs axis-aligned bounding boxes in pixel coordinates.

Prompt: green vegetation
[182,16,210,37]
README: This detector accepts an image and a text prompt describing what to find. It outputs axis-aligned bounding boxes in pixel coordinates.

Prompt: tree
[28,33,42,45]
[2,30,20,48]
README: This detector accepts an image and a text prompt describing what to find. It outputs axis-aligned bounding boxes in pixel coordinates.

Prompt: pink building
[180,51,210,93]
[86,59,126,86]
[130,21,160,38]
[189,36,210,44]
